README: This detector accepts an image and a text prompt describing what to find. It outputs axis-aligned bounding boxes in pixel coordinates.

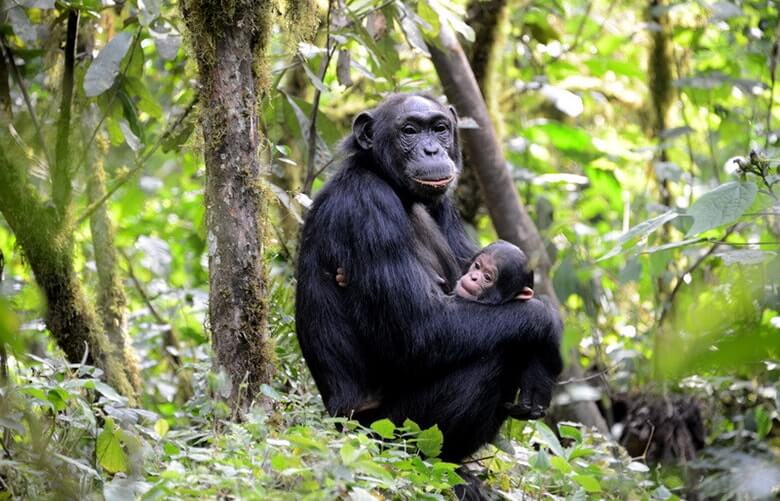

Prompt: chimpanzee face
[352,95,460,201]
[455,252,499,301]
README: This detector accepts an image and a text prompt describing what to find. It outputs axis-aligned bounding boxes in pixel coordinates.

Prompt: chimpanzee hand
[505,360,555,420]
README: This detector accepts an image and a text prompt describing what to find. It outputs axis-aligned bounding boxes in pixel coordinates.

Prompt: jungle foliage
[0,0,778,499]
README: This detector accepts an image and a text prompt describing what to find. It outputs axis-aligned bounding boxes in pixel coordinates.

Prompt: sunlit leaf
[97,419,128,474]
[533,421,565,457]
[685,181,757,236]
[416,425,443,457]
[573,474,602,493]
[599,210,680,261]
[370,419,395,439]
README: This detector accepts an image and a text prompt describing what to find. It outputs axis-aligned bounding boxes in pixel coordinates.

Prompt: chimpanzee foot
[504,402,546,420]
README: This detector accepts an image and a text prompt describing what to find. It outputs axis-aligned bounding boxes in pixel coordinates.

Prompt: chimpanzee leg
[356,356,519,462]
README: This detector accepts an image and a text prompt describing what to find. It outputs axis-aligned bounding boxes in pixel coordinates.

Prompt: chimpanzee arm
[331,172,559,371]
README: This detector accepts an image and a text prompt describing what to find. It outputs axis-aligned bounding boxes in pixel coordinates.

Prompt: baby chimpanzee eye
[402,125,417,135]
[485,274,492,282]
[474,261,481,270]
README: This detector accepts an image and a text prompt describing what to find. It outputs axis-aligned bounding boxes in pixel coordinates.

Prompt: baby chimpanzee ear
[353,111,374,150]
[516,287,534,301]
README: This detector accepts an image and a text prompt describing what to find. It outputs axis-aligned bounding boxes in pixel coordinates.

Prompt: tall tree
[180,0,315,414]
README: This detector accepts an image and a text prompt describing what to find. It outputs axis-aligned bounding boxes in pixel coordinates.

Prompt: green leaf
[402,418,421,433]
[154,419,169,438]
[91,381,126,404]
[558,423,582,442]
[84,32,133,97]
[534,421,565,457]
[46,388,69,411]
[97,419,128,474]
[416,425,443,457]
[568,447,595,460]
[340,440,361,465]
[755,407,772,439]
[550,455,572,473]
[370,419,396,439]
[573,474,602,493]
[598,210,680,261]
[685,181,757,236]
[417,1,440,35]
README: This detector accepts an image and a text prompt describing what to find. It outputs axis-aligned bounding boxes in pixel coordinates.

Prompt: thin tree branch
[75,95,198,225]
[52,9,79,214]
[302,0,335,195]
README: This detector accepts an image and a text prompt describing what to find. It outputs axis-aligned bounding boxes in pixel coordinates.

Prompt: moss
[647,0,673,136]
[0,143,139,405]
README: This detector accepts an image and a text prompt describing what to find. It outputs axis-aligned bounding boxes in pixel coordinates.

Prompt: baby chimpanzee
[455,240,558,420]
[454,241,535,304]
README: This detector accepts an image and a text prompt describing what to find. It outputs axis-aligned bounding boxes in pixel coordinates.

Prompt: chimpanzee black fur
[295,93,563,461]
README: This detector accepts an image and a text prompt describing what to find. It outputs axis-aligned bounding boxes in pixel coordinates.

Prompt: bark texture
[0,149,138,403]
[181,0,274,412]
[456,0,509,224]
[88,157,142,393]
[427,28,609,433]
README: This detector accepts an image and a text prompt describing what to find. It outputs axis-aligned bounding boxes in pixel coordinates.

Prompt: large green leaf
[685,181,757,236]
[416,425,443,457]
[84,32,133,97]
[96,419,128,474]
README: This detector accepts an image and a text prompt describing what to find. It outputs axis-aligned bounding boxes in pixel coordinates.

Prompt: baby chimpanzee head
[454,241,534,304]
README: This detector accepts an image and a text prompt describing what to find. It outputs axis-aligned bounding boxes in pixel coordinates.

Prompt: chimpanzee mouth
[412,176,454,188]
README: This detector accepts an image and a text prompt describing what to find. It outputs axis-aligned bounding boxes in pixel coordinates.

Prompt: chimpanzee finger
[504,402,545,420]
[336,267,348,287]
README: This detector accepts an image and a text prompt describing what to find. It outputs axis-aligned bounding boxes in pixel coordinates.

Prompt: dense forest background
[0,0,778,498]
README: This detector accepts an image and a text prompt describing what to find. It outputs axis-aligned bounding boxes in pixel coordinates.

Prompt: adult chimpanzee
[295,93,563,461]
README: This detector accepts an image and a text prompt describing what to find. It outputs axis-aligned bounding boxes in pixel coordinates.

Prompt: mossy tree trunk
[0,150,139,403]
[181,0,276,413]
[0,16,140,403]
[88,156,142,393]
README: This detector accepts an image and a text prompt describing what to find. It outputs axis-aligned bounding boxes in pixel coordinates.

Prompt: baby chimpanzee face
[455,241,535,304]
[454,253,498,300]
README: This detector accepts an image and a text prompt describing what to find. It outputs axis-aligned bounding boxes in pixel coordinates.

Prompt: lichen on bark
[180,0,317,412]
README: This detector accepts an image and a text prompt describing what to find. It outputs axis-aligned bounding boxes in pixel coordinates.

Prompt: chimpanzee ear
[353,111,374,150]
[448,105,459,123]
[516,287,534,301]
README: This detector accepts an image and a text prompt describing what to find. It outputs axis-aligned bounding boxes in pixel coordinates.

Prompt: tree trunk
[0,149,139,403]
[181,1,274,413]
[88,156,142,393]
[427,28,609,434]
[455,0,510,224]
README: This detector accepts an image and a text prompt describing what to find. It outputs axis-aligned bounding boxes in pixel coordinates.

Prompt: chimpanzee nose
[470,273,478,281]
[423,143,440,155]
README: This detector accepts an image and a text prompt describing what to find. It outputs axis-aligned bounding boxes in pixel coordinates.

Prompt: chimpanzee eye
[433,123,448,133]
[484,274,492,282]
[402,125,417,135]
[474,261,481,270]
